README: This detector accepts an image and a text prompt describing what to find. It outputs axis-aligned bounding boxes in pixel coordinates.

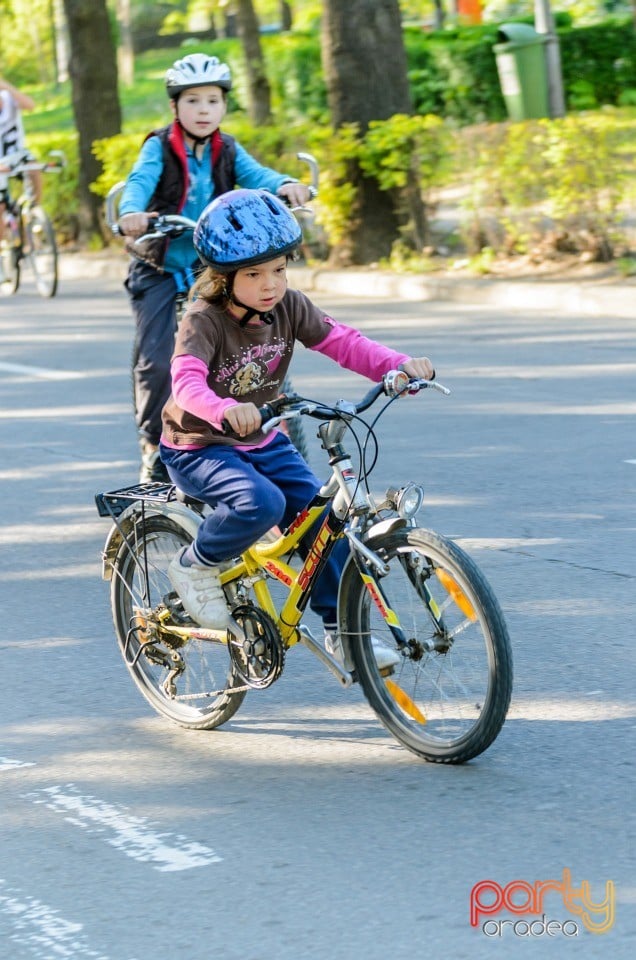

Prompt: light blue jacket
[120,133,292,277]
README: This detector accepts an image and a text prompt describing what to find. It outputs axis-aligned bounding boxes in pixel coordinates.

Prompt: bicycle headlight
[386,483,424,519]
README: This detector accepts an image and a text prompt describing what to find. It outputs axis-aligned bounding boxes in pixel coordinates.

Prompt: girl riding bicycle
[159,188,435,669]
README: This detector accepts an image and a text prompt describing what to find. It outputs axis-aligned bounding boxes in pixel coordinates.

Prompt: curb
[58,254,635,318]
[290,266,635,319]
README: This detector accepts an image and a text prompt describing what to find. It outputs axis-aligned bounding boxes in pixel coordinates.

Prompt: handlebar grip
[219,401,279,437]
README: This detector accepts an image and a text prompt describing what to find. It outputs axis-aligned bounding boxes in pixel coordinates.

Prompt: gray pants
[124,261,177,445]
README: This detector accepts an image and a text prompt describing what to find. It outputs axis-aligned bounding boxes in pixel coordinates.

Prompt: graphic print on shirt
[216,337,289,397]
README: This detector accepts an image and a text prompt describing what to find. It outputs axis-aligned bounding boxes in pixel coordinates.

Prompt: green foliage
[360,113,451,193]
[455,109,636,259]
[541,110,631,250]
[9,14,636,262]
[616,255,636,276]
[304,124,363,248]
[558,18,636,108]
[379,240,438,274]
[264,32,327,121]
[0,0,55,85]
[91,133,148,198]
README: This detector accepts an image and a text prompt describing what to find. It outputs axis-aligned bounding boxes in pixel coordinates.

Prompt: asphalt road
[0,271,634,959]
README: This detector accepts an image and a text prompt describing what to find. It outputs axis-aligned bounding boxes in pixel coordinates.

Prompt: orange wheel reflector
[436,569,477,621]
[385,679,427,724]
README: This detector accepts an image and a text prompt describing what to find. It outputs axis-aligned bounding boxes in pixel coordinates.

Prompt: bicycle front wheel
[0,232,20,296]
[342,527,512,763]
[26,206,57,298]
[110,515,247,729]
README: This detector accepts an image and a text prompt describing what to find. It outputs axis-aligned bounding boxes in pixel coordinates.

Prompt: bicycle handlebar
[0,149,65,177]
[132,213,197,243]
[105,152,319,235]
[220,372,450,438]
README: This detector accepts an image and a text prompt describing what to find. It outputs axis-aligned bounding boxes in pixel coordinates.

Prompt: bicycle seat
[174,487,206,509]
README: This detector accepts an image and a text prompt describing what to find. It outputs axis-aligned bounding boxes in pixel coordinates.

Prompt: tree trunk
[235,0,271,124]
[280,2,293,31]
[322,0,419,264]
[62,0,121,241]
[433,0,446,30]
[50,0,69,85]
[116,0,134,88]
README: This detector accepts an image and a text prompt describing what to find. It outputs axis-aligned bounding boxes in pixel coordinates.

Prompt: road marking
[0,880,115,960]
[0,757,35,770]
[22,784,222,872]
[0,360,84,380]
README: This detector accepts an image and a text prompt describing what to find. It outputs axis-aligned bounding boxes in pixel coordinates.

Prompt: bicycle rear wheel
[26,205,57,298]
[110,514,247,729]
[342,527,512,763]
[0,229,20,296]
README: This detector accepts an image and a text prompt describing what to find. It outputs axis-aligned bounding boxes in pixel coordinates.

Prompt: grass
[21,40,252,138]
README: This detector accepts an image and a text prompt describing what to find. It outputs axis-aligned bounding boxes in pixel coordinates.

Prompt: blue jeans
[160,432,348,626]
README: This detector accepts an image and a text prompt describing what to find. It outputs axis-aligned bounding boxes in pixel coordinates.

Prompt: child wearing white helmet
[118,53,309,483]
[160,189,436,670]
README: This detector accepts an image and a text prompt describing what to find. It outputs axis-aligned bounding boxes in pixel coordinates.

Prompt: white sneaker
[139,441,170,483]
[168,547,229,629]
[324,631,345,662]
[324,632,400,671]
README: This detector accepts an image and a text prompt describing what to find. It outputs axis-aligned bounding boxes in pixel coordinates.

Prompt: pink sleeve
[311,320,410,381]
[171,355,238,428]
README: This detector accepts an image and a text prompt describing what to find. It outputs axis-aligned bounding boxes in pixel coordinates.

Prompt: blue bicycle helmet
[194,189,302,272]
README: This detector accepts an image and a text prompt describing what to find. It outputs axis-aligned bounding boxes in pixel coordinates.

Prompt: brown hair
[190,266,232,307]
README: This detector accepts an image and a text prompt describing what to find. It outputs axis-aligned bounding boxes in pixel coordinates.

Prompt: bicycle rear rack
[95,482,175,518]
[95,481,208,519]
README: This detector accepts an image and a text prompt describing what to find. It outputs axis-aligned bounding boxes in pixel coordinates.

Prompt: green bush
[454,109,636,260]
[18,18,636,258]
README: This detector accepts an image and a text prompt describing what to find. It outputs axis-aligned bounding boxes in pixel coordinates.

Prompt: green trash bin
[494,23,549,121]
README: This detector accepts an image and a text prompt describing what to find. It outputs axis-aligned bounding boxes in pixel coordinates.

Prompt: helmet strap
[224,273,274,326]
[175,115,210,148]
[230,294,275,327]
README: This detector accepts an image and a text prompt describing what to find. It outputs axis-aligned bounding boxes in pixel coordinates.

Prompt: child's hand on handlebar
[401,357,435,381]
[119,212,156,238]
[277,182,312,208]
[224,402,262,437]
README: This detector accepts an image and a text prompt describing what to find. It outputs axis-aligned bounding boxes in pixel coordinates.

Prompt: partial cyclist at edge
[118,52,311,483]
[0,75,40,278]
[159,188,436,670]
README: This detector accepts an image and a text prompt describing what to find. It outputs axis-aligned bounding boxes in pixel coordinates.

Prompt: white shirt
[0,90,25,159]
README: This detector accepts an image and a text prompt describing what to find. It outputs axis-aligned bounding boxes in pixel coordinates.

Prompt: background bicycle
[0,148,64,298]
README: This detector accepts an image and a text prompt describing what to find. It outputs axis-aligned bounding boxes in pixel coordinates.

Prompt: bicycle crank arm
[298,625,354,688]
[157,617,247,644]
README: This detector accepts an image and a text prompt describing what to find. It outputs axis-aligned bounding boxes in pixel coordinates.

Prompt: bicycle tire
[341,527,512,763]
[110,514,247,729]
[26,205,58,298]
[0,231,20,296]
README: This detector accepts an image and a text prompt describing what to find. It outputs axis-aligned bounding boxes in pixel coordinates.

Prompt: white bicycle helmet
[165,53,232,99]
